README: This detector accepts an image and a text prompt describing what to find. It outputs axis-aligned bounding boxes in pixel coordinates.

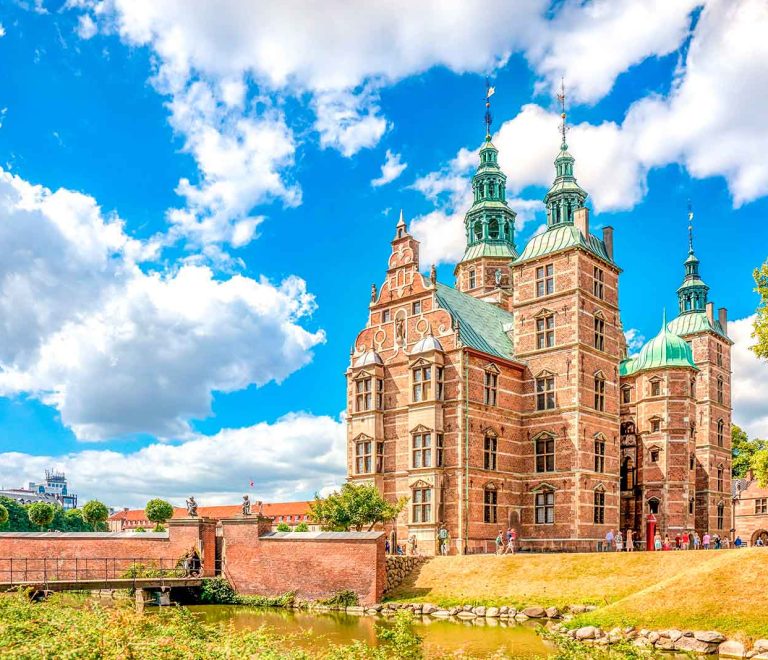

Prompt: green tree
[294,521,309,532]
[63,508,89,532]
[0,503,8,527]
[27,502,56,530]
[732,424,768,478]
[0,497,31,531]
[309,482,407,532]
[82,500,110,531]
[276,522,291,532]
[753,449,768,487]
[752,262,768,360]
[145,499,174,531]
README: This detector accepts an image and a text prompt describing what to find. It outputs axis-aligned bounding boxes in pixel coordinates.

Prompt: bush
[276,522,291,532]
[319,590,358,608]
[27,502,56,530]
[145,498,174,531]
[200,577,237,604]
[294,522,309,532]
[0,503,8,527]
[134,526,146,533]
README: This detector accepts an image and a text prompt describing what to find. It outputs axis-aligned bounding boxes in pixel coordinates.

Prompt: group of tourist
[604,528,739,551]
[494,528,517,555]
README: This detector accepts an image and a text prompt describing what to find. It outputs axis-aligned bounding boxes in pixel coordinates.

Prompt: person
[674,533,681,550]
[605,528,614,552]
[714,534,721,550]
[396,544,405,555]
[734,536,743,548]
[756,537,765,547]
[626,529,634,552]
[703,532,711,550]
[682,531,689,550]
[505,527,517,555]
[385,538,390,554]
[663,535,671,551]
[615,530,623,552]
[722,536,730,549]
[183,547,201,577]
[654,532,662,551]
[408,534,418,556]
[438,524,449,556]
[495,530,504,555]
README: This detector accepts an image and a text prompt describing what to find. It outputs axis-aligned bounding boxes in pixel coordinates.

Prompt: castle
[346,112,732,554]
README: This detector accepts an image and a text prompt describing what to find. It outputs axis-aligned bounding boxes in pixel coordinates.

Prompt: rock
[545,606,561,619]
[430,610,450,618]
[522,606,546,618]
[463,604,473,612]
[718,640,746,658]
[448,606,461,616]
[695,631,726,644]
[667,629,683,642]
[365,609,379,615]
[421,604,436,615]
[575,626,598,640]
[456,611,477,620]
[473,606,486,616]
[633,638,651,648]
[514,613,529,622]
[569,604,587,614]
[507,608,517,617]
[369,604,383,612]
[485,607,499,618]
[648,632,660,643]
[675,636,719,654]
[656,637,676,651]
[499,606,509,615]
[755,641,768,654]
[346,606,365,615]
[639,629,650,638]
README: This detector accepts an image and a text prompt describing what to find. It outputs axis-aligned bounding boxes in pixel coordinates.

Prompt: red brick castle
[346,118,732,554]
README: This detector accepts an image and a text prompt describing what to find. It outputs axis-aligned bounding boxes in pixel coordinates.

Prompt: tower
[455,84,518,307]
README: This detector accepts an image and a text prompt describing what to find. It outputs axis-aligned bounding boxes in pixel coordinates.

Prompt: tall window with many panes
[535,490,554,524]
[412,365,431,402]
[484,370,498,406]
[594,375,605,411]
[484,488,498,523]
[593,266,604,299]
[355,439,372,474]
[594,316,605,351]
[536,376,555,410]
[412,432,432,468]
[484,434,497,470]
[594,438,606,473]
[536,264,554,297]
[593,489,605,523]
[412,488,431,523]
[536,435,555,472]
[536,314,555,349]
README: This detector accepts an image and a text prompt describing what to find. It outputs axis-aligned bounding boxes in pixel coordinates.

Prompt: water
[188,605,554,658]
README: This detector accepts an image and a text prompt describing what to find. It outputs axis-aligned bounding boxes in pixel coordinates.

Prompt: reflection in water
[187,605,553,658]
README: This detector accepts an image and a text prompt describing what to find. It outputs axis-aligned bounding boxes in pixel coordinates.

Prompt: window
[716,343,723,367]
[536,376,555,411]
[717,377,724,404]
[436,433,444,468]
[717,466,724,492]
[382,309,390,323]
[469,269,476,289]
[488,218,500,239]
[412,365,431,402]
[376,379,384,409]
[484,434,497,470]
[651,418,661,433]
[717,502,724,530]
[690,453,695,470]
[536,435,555,472]
[355,439,372,474]
[484,487,498,523]
[593,490,605,524]
[594,316,605,351]
[355,377,372,411]
[535,489,554,524]
[756,498,768,515]
[648,498,660,514]
[594,375,605,411]
[594,438,606,473]
[689,498,695,515]
[412,488,432,523]
[650,448,660,463]
[376,442,384,472]
[621,387,631,404]
[412,433,432,469]
[484,370,498,406]
[412,301,422,315]
[717,419,724,447]
[621,457,635,490]
[536,314,555,349]
[690,378,696,398]
[593,267,604,299]
[651,380,661,397]
[435,366,445,401]
[536,264,554,297]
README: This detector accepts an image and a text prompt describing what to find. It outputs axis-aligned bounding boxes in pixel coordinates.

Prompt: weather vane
[687,199,694,253]
[556,77,568,147]
[485,78,495,139]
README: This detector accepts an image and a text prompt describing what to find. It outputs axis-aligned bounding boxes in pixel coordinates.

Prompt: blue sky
[0,0,767,507]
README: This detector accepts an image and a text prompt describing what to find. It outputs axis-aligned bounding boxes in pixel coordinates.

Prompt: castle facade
[346,127,732,554]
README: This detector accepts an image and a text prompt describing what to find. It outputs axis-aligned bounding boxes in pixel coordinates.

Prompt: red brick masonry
[220,518,386,605]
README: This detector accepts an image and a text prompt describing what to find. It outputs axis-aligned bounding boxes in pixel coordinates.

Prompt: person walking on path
[495,530,504,555]
[654,532,662,551]
[504,528,517,555]
[682,531,689,549]
[438,524,449,556]
[693,531,701,550]
[615,530,624,552]
[605,528,614,552]
[703,532,711,550]
[626,528,634,551]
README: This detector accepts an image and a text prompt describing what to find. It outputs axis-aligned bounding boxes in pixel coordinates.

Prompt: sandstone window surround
[354,435,374,474]
[621,385,632,404]
[535,310,555,349]
[716,343,723,367]
[534,485,555,524]
[717,501,724,530]
[594,435,606,473]
[650,377,661,397]
[483,483,498,523]
[649,445,661,463]
[484,431,498,470]
[593,485,606,524]
[535,372,556,411]
[412,300,422,315]
[756,498,768,515]
[535,433,556,473]
[411,483,432,523]
[484,364,499,406]
[593,312,605,351]
[382,309,391,323]
[716,376,724,404]
[412,432,432,469]
[717,465,724,492]
[649,416,662,433]
[469,268,476,289]
[717,419,724,447]
[410,358,444,403]
[593,266,604,299]
[593,371,606,412]
[535,263,554,297]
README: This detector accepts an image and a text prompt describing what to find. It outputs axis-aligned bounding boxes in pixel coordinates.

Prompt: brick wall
[733,480,768,545]
[220,519,386,605]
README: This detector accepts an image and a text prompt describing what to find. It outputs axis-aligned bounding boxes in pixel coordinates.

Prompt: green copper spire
[459,85,517,263]
[543,80,587,228]
[676,202,709,314]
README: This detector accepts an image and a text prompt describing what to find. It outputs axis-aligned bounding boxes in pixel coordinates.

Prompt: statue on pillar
[242,495,252,516]
[185,496,198,517]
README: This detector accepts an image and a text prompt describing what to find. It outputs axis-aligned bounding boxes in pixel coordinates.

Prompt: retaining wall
[384,555,428,593]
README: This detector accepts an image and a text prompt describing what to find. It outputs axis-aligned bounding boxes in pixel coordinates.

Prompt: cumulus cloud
[76,13,97,39]
[0,413,346,508]
[730,315,768,438]
[313,88,388,157]
[371,150,408,187]
[624,328,645,355]
[0,168,324,441]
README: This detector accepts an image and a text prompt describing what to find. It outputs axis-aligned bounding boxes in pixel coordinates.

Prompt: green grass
[387,549,768,638]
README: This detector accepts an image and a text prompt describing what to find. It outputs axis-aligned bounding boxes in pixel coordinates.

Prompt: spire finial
[687,199,694,254]
[662,307,667,329]
[397,208,405,227]
[484,79,495,140]
[556,77,568,148]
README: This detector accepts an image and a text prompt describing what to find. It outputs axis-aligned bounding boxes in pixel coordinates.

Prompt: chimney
[574,207,589,238]
[718,307,728,334]
[602,226,614,260]
[746,468,754,482]
[706,302,714,327]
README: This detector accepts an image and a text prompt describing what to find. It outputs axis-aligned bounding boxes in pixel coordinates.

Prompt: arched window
[717,419,724,447]
[717,465,724,492]
[648,498,660,514]
[689,497,695,515]
[484,485,498,523]
[717,377,724,404]
[717,502,724,530]
[488,218,500,239]
[535,433,555,473]
[474,221,483,241]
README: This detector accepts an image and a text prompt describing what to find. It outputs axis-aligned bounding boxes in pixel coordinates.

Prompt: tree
[145,499,174,531]
[294,522,309,532]
[276,522,291,532]
[309,482,407,532]
[0,503,8,527]
[27,502,56,530]
[732,424,768,478]
[753,449,768,487]
[63,508,89,532]
[82,500,110,531]
[752,262,768,360]
[0,497,32,531]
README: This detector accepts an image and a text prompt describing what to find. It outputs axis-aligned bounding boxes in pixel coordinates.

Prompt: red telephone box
[646,513,657,551]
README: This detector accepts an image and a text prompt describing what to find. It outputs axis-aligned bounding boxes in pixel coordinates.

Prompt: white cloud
[624,328,645,355]
[0,23,6,38]
[0,168,324,441]
[0,413,346,508]
[313,88,388,157]
[76,13,97,39]
[371,149,407,187]
[730,315,768,438]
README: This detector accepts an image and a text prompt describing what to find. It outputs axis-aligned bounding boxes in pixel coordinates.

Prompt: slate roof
[434,283,515,360]
[667,311,730,342]
[517,224,615,266]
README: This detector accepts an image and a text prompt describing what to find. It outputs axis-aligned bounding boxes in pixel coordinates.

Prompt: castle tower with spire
[345,85,732,554]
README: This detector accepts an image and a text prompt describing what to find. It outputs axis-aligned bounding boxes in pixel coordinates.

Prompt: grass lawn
[387,548,768,638]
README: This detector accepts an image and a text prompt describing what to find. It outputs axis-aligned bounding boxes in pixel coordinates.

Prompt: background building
[732,471,768,546]
[0,470,78,510]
